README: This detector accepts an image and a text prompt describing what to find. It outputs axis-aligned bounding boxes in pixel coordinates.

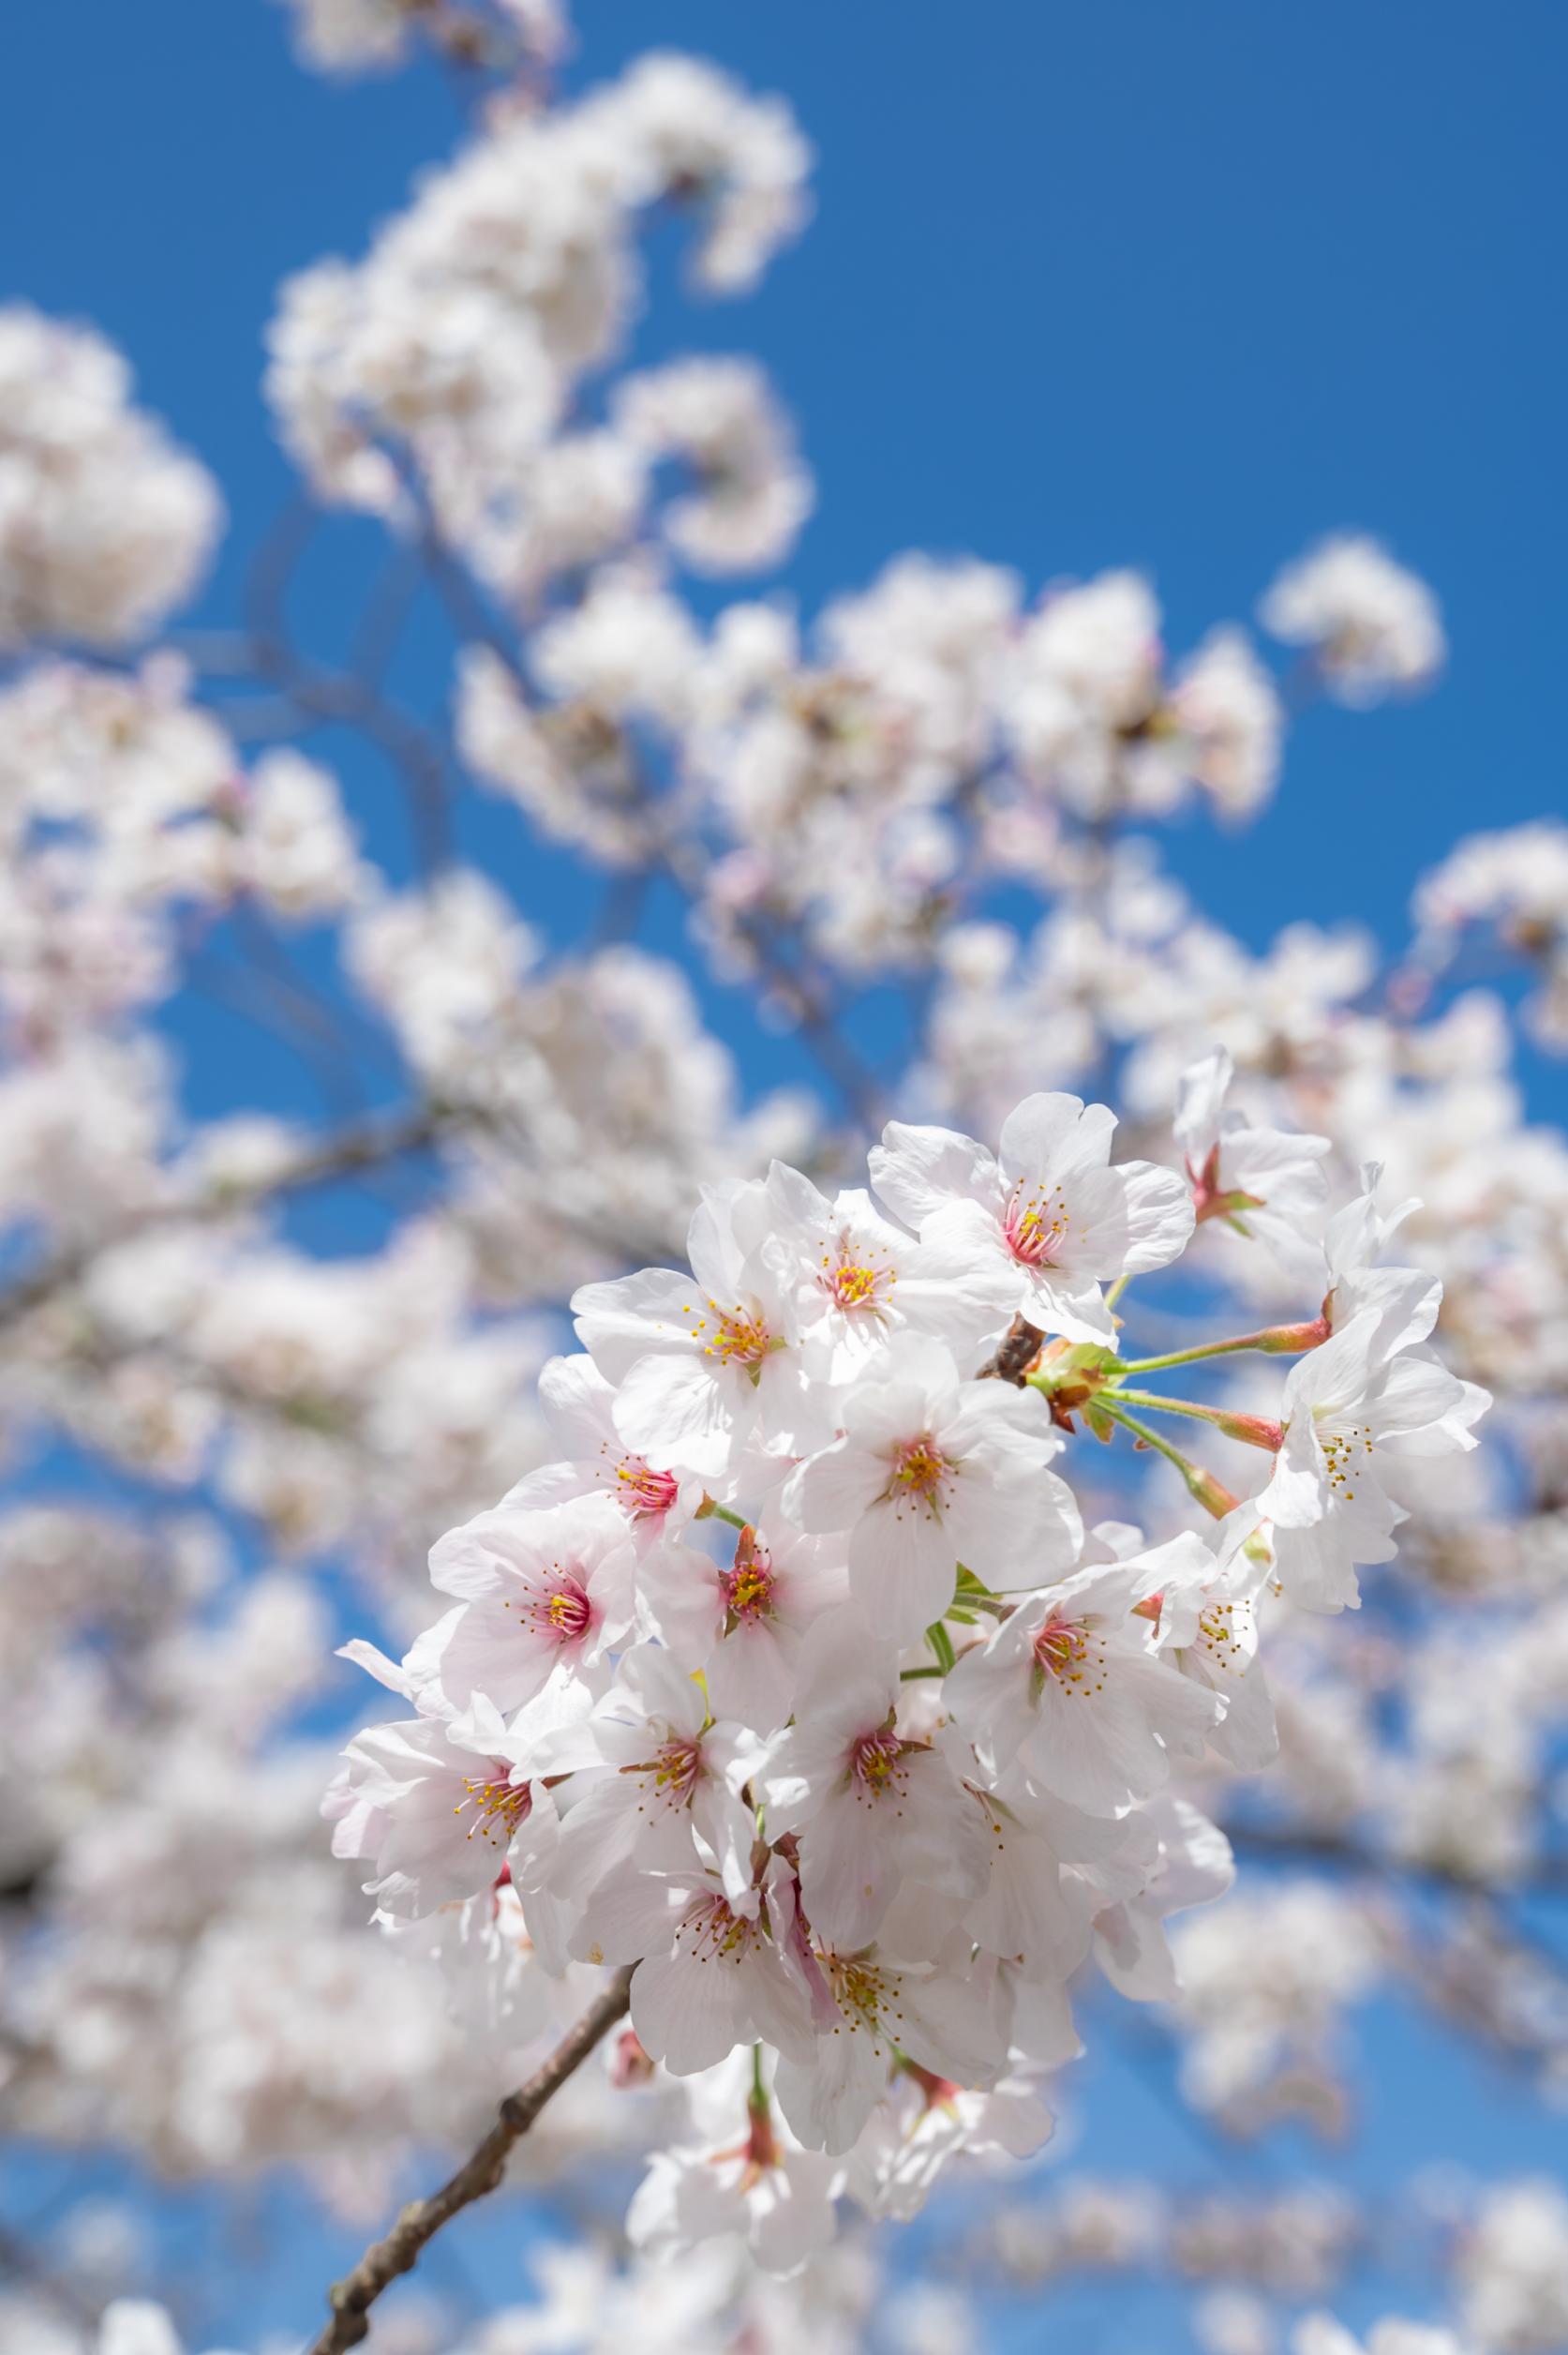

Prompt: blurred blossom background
[0,4,1564,2353]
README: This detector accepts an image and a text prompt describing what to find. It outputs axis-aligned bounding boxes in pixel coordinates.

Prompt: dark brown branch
[0,2219,103,2328]
[309,1966,635,2354]
[414,521,894,1134]
[1223,1821,1568,1899]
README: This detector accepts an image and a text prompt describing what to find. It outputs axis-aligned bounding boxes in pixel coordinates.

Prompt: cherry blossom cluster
[259,16,1449,981]
[267,51,813,602]
[29,2288,1487,2355]
[329,1065,1485,2270]
[276,0,568,81]
[0,307,220,651]
[0,3,1562,2342]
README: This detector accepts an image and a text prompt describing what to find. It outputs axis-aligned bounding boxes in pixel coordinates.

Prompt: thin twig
[0,1102,450,1339]
[308,1966,635,2353]
[415,514,893,1132]
[0,2218,103,2328]
[1223,1822,1568,1900]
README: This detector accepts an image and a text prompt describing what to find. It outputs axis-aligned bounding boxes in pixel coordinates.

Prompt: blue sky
[3,0,1563,968]
[2,5,1565,2346]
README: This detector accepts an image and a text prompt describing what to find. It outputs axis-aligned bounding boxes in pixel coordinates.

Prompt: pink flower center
[676,1893,759,1964]
[850,1729,904,1797]
[456,1767,532,1845]
[683,1297,774,1369]
[651,1737,702,1801]
[532,1575,592,1644]
[822,1951,894,2038]
[722,1528,775,1623]
[1033,1614,1090,1679]
[1005,1181,1069,1267]
[615,1457,679,1521]
[894,1434,947,1494]
[822,1245,893,1315]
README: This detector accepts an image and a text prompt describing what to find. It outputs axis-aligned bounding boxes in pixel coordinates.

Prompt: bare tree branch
[0,2217,103,2328]
[0,1101,451,1340]
[308,1966,635,2354]
[1222,1821,1568,1899]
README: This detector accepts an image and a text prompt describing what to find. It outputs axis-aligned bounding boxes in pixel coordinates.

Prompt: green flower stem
[1108,1388,1283,1450]
[1119,1318,1328,1375]
[925,1620,957,1673]
[1098,1398,1240,1521]
[697,1498,749,1530]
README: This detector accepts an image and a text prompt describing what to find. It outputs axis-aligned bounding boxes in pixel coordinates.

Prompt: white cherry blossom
[573,1179,818,1478]
[1174,1044,1332,1282]
[782,1335,1080,1642]
[1262,1309,1490,1612]
[755,1617,987,1948]
[872,1092,1194,1345]
[424,1493,639,1710]
[324,1701,560,1919]
[946,1531,1224,1814]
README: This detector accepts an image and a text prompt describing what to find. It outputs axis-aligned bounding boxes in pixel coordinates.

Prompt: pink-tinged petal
[630,1950,746,2075]
[1010,1976,1083,2068]
[692,1778,761,1910]
[1372,1351,1486,1450]
[945,1615,1040,1778]
[419,1597,561,1716]
[784,1439,888,1535]
[868,1120,1002,1230]
[534,1352,619,1458]
[784,1612,901,1738]
[1093,1899,1179,2002]
[1057,1161,1193,1280]
[704,1619,797,1734]
[548,1770,643,1898]
[972,1824,1094,1979]
[1172,1049,1232,1167]
[571,1268,703,1381]
[748,2152,843,2274]
[336,1636,423,1702]
[848,1498,960,1639]
[612,1353,735,1478]
[571,1868,692,1966]
[635,1539,724,1660]
[799,1792,898,1948]
[914,1197,1029,1314]
[897,1967,1010,2089]
[999,1092,1105,1185]
[773,2026,889,2156]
